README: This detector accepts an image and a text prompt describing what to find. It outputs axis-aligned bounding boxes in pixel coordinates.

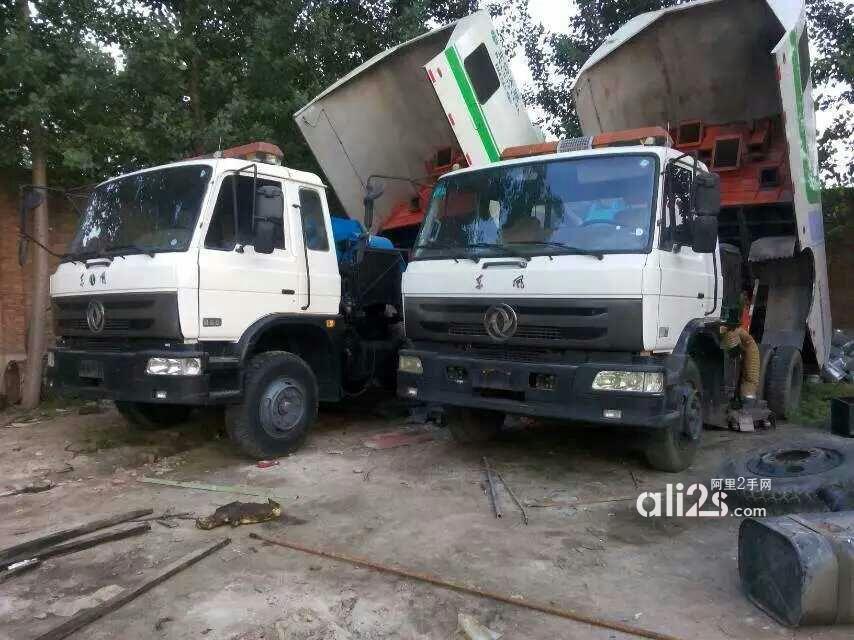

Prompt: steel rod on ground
[494,469,528,525]
[249,532,682,640]
[482,457,502,518]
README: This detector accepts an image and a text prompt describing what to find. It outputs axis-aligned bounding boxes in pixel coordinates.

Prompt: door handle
[697,293,705,299]
[281,289,295,295]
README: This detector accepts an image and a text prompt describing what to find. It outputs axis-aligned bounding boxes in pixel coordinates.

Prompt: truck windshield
[67,164,212,259]
[413,154,657,259]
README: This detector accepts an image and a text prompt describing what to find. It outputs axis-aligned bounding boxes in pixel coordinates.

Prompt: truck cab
[48,143,403,458]
[398,139,739,471]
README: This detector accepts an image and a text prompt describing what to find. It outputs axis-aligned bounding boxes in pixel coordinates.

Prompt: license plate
[479,368,512,389]
[78,359,104,379]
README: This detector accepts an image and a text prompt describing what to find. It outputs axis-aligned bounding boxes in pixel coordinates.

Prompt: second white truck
[397,0,828,472]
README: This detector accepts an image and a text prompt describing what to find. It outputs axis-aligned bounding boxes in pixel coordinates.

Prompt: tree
[103,0,488,173]
[518,0,682,138]
[807,0,854,186]
[0,0,124,407]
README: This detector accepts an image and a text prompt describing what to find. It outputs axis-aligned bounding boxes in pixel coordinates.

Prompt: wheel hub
[746,446,844,478]
[259,378,305,438]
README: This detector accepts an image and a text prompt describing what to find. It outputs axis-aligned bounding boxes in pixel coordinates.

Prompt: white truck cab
[397,136,757,472]
[47,144,404,458]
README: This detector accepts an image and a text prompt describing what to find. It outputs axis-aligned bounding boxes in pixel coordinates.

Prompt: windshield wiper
[104,244,156,258]
[412,241,478,263]
[465,242,530,260]
[61,248,105,264]
[505,241,604,260]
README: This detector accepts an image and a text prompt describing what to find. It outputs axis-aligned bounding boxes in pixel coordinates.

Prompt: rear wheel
[765,346,803,419]
[226,351,318,459]
[446,407,505,444]
[645,359,703,472]
[115,401,192,430]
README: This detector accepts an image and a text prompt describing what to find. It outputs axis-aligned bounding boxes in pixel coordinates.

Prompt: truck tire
[226,351,318,459]
[446,407,505,444]
[645,359,703,473]
[115,401,191,430]
[718,435,854,511]
[765,346,803,419]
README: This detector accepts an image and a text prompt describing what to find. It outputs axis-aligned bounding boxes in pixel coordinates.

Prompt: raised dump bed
[294,11,541,237]
[573,0,831,366]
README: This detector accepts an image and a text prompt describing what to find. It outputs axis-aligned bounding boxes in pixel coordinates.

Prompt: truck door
[283,182,340,315]
[656,164,713,349]
[198,172,302,340]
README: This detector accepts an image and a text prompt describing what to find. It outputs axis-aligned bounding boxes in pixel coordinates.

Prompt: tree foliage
[807,0,854,186]
[0,0,126,183]
[2,0,506,182]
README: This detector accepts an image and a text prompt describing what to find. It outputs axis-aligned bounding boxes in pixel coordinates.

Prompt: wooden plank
[0,509,152,565]
[35,538,230,640]
[0,558,41,583]
[2,523,151,569]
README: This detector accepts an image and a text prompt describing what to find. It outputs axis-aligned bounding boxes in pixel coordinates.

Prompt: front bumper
[397,348,679,429]
[48,346,211,405]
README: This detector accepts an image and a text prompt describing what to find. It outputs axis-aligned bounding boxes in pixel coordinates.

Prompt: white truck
[44,142,405,458]
[397,0,830,471]
[41,12,539,458]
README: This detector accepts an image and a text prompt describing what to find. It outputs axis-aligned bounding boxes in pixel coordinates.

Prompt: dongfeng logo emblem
[483,303,518,341]
[86,300,106,333]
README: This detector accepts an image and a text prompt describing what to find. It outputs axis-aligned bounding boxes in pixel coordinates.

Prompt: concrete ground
[0,397,849,640]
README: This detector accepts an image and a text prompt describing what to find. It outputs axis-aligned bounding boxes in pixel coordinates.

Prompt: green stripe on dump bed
[445,46,500,162]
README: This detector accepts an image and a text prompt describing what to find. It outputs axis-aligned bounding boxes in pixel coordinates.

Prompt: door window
[464,44,500,105]
[660,165,693,249]
[206,175,285,250]
[298,189,329,251]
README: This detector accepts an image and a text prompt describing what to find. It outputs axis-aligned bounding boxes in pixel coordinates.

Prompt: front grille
[440,322,605,341]
[405,297,644,352]
[58,318,154,332]
[53,292,181,339]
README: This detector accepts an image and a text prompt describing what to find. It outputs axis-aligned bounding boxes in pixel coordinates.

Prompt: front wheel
[446,407,505,444]
[115,401,192,430]
[225,351,318,459]
[645,360,703,472]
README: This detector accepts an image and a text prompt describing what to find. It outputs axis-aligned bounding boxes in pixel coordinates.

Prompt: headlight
[146,357,202,376]
[592,370,663,393]
[398,355,423,375]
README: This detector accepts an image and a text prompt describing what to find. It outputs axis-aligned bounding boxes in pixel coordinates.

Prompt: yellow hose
[721,327,760,398]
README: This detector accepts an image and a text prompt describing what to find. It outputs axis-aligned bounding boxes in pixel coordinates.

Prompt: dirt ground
[0,397,850,640]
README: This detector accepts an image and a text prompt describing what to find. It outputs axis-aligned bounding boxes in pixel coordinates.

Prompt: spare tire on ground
[717,434,854,512]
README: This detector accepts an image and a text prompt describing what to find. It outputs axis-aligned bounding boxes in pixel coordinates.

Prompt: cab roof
[94,158,325,190]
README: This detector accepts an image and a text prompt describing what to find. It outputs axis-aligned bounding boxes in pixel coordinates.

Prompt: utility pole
[20,0,50,410]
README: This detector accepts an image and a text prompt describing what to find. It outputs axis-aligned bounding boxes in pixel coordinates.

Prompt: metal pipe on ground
[249,532,683,640]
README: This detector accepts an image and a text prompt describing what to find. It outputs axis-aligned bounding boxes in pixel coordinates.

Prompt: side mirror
[692,215,718,253]
[253,185,283,255]
[253,220,276,254]
[693,171,721,216]
[363,179,385,231]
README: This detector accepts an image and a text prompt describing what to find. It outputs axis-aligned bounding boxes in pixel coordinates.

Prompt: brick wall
[0,171,78,397]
